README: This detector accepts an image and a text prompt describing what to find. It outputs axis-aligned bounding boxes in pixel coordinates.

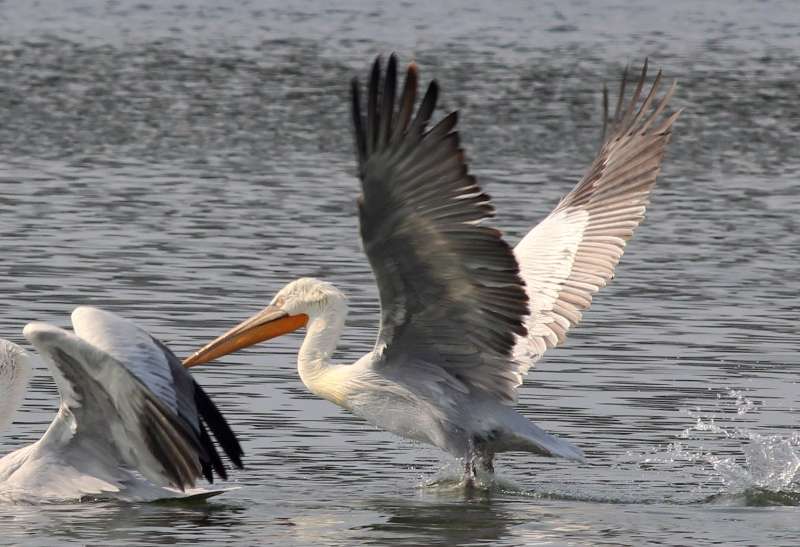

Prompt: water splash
[419,461,502,493]
[728,389,757,416]
[640,390,800,505]
[707,431,800,495]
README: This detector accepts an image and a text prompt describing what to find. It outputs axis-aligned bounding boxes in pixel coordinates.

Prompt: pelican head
[183,277,347,367]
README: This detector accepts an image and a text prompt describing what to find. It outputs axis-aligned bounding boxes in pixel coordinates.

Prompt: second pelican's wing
[24,307,243,492]
[352,55,528,403]
[70,307,243,480]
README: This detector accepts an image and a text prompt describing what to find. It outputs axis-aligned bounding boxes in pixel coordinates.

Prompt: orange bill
[183,305,308,368]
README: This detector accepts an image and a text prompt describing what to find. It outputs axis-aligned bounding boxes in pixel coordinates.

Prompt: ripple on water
[1,1,800,545]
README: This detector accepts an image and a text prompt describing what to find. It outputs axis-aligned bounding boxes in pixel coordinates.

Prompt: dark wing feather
[194,381,244,470]
[155,337,245,479]
[352,54,528,403]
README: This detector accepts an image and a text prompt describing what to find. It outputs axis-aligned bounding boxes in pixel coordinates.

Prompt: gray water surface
[1,1,799,545]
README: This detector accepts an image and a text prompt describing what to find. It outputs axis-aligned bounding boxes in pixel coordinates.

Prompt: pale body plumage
[273,278,581,465]
[0,307,243,503]
[184,55,678,476]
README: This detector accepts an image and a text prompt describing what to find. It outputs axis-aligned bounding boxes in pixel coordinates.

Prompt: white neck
[297,301,349,406]
[0,344,33,435]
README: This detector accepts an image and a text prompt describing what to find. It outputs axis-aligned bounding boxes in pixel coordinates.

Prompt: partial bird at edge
[0,306,244,503]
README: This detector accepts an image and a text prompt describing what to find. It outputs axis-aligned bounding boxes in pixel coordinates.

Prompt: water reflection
[358,495,515,547]
[1,501,248,544]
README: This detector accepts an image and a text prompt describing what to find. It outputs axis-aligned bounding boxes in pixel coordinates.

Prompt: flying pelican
[183,55,679,480]
[0,306,244,502]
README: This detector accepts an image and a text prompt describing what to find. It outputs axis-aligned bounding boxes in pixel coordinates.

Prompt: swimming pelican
[183,55,679,479]
[0,306,244,502]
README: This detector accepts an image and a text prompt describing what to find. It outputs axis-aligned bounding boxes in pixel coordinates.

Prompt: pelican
[0,306,244,502]
[184,55,679,480]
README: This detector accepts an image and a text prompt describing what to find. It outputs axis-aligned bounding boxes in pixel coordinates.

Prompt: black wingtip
[371,54,382,72]
[387,52,399,76]
[391,60,419,142]
[194,381,245,471]
[429,79,439,98]
[367,56,382,155]
[351,76,366,173]
[199,420,227,482]
[381,54,398,146]
[411,79,438,135]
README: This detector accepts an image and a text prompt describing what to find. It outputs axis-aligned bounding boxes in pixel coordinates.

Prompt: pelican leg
[473,431,497,476]
[478,453,495,475]
[464,460,477,488]
[463,437,479,488]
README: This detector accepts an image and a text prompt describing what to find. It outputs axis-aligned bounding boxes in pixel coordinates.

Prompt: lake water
[1,0,799,545]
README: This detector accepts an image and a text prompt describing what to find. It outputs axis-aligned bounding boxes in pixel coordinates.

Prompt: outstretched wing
[352,54,529,403]
[24,307,243,492]
[513,61,679,366]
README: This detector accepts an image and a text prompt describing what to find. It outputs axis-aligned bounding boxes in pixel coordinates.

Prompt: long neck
[0,350,33,435]
[297,302,349,406]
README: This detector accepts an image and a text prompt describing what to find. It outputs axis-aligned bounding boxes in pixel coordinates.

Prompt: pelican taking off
[0,307,244,502]
[184,55,679,479]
